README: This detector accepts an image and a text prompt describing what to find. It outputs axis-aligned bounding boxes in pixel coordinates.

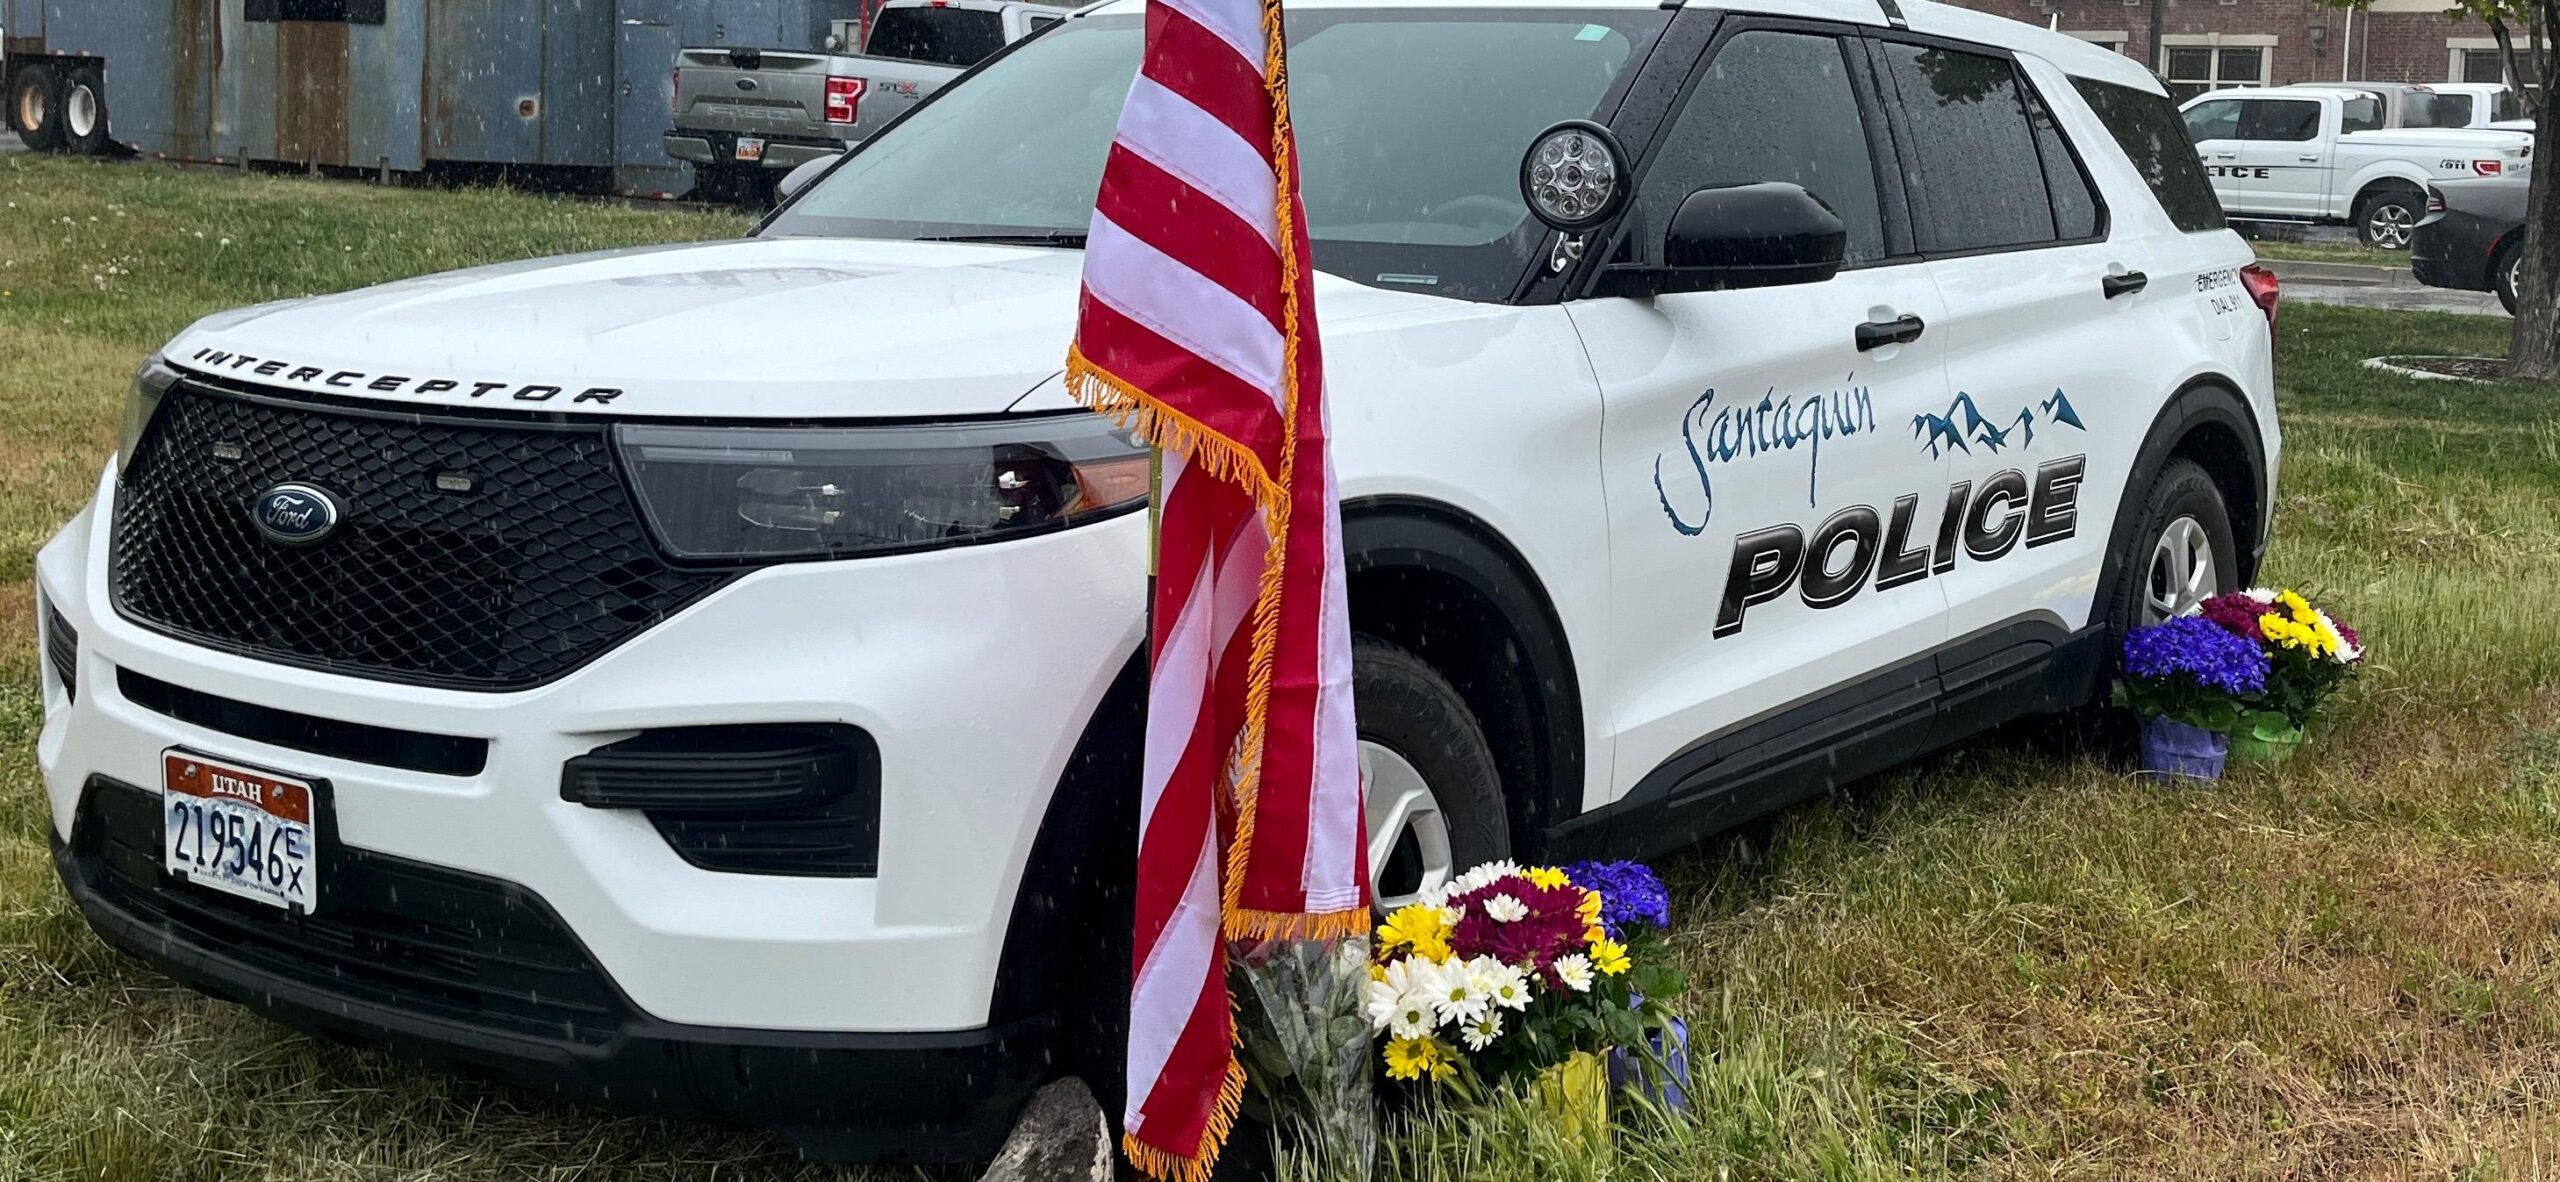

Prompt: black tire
[7,62,65,152]
[1354,636,1508,906]
[2357,186,2424,250]
[59,65,108,156]
[2095,457,2240,650]
[2493,238,2522,315]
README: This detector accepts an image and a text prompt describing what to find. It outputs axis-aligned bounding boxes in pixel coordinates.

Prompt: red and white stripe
[1063,0,1367,1174]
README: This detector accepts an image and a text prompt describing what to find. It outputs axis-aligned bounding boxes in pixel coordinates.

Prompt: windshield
[766,7,1667,301]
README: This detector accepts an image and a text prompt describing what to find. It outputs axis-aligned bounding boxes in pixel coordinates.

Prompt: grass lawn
[2243,237,2408,268]
[6,152,2560,1181]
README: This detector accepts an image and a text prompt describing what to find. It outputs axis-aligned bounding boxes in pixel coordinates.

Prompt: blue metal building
[3,0,855,196]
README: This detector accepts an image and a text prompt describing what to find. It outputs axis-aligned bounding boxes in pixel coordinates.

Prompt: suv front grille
[109,380,734,690]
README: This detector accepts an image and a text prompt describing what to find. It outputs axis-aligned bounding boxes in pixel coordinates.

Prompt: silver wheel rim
[2367,204,2414,249]
[1362,741,1453,914]
[65,84,98,139]
[2508,254,2523,303]
[2143,515,2218,624]
[14,84,43,133]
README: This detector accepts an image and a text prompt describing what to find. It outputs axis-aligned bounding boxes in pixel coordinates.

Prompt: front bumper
[53,776,1050,1161]
[2410,211,2500,293]
[36,460,1146,1149]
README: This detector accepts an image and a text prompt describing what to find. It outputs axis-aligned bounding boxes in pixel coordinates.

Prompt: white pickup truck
[2182,85,2533,247]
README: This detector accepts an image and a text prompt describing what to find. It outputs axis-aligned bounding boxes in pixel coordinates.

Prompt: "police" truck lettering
[1713,455,2086,637]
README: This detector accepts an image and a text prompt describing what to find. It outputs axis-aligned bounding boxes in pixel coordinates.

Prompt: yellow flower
[1384,1036,1457,1083]
[2260,613,2334,657]
[1577,890,1603,921]
[1526,866,1570,890]
[1384,1037,1431,1081]
[1591,937,1632,976]
[1586,924,1608,944]
[2278,588,2316,625]
[1377,903,1454,964]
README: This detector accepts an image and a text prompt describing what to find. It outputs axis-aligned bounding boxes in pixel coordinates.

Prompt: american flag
[1063,0,1368,1173]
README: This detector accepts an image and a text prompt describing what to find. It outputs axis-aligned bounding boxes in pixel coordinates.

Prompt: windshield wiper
[915,232,1089,248]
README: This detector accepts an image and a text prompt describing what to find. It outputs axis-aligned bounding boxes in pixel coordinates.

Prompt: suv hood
[164,236,1439,419]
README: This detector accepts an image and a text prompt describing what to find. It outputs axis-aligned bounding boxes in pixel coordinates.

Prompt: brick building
[1943,0,2522,100]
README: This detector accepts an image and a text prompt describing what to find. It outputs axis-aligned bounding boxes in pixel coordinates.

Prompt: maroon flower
[2196,592,2273,643]
[1447,876,1589,974]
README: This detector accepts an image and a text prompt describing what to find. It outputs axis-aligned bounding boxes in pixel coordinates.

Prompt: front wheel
[2494,239,2522,315]
[2099,457,2240,642]
[2358,188,2423,250]
[1356,637,1509,913]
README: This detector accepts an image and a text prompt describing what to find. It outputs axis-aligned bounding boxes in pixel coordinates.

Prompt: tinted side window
[2071,78,2227,234]
[866,9,1008,66]
[2237,99,2321,142]
[2183,99,2240,141]
[2024,85,2102,239]
[1634,30,1887,264]
[1877,42,2055,252]
[2338,94,2384,134]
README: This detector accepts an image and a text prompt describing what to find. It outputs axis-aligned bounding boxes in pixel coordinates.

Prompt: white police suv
[34,0,2277,1160]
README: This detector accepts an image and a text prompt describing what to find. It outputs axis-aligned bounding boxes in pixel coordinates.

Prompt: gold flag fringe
[1121,1057,1248,1182]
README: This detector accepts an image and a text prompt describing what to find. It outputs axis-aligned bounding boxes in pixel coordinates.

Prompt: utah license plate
[735,136,766,162]
[162,750,321,914]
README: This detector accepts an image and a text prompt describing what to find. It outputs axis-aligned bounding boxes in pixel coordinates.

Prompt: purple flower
[2121,616,2269,697]
[1563,860,1670,937]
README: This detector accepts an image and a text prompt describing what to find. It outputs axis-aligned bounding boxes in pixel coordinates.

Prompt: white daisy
[1460,1009,1504,1052]
[1426,960,1489,1027]
[1483,894,1530,923]
[1388,986,1437,1040]
[1480,959,1534,1011]
[1365,960,1428,1034]
[1552,953,1595,993]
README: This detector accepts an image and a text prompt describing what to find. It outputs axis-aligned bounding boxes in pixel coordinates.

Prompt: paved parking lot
[1,131,23,154]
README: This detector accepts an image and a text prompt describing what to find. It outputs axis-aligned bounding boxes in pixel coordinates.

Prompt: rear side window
[2238,99,2321,142]
[1634,30,1889,264]
[2071,78,2228,233]
[2026,88,2101,240]
[2337,94,2384,133]
[1875,42,2057,252]
[866,8,1007,66]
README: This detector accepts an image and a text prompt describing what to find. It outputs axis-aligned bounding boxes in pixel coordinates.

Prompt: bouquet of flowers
[2116,615,2271,778]
[2193,587,2364,737]
[1365,859,1681,1101]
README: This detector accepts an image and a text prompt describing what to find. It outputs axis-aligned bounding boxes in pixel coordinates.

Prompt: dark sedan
[2412,169,2531,313]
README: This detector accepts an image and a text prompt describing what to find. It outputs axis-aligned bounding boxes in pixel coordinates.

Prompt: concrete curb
[2363,355,2497,384]
[2258,258,2414,287]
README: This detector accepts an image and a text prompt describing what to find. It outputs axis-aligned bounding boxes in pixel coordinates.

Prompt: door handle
[1855,314,1925,352]
[2213,152,2237,159]
[2102,270,2148,299]
[2297,154,2320,162]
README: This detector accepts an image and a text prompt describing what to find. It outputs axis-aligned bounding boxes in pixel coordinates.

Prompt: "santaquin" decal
[1714,454,2086,637]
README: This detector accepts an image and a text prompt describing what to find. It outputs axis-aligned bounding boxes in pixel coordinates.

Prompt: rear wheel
[61,66,109,156]
[2493,239,2522,315]
[7,62,65,152]
[2358,187,2423,250]
[1356,637,1508,913]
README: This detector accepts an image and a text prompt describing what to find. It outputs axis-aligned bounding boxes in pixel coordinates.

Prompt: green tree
[2313,0,2558,381]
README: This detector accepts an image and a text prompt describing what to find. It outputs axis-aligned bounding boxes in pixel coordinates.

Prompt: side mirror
[1596,182,1847,298]
[776,153,843,203]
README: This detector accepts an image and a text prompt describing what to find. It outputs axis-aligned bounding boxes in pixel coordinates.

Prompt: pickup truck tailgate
[675,48,836,137]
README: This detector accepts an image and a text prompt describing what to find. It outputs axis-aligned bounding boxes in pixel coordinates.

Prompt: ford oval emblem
[250,483,343,545]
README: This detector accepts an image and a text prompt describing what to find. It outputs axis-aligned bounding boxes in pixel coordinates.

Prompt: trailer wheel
[8,62,66,152]
[61,66,109,156]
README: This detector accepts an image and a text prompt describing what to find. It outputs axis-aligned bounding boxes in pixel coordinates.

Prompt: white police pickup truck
[37,0,2278,1162]
[2182,84,2533,247]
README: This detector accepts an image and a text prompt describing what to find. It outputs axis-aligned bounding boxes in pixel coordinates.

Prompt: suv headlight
[616,414,1150,562]
[121,358,183,465]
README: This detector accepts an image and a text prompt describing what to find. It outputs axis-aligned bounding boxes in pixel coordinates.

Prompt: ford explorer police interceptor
[35,0,2279,1161]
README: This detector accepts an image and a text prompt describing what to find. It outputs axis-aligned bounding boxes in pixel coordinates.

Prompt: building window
[2068,31,2131,56]
[2457,47,2506,83]
[2164,45,2267,101]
